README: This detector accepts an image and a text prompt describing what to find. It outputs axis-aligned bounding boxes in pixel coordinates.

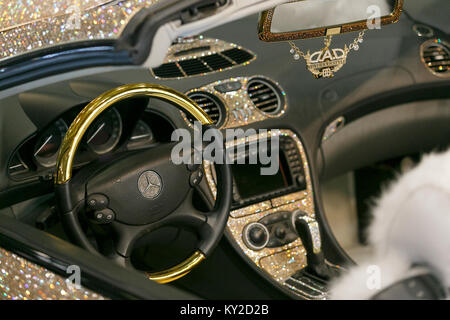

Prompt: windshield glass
[0,0,158,62]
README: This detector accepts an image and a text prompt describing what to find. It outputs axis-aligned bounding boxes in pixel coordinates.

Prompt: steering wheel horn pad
[86,142,190,225]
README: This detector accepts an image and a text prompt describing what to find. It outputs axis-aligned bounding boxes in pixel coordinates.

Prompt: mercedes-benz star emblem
[138,170,162,199]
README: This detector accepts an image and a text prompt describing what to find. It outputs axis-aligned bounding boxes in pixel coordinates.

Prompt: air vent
[151,62,184,78]
[247,78,284,115]
[186,92,224,126]
[421,40,450,77]
[221,48,255,64]
[151,38,256,79]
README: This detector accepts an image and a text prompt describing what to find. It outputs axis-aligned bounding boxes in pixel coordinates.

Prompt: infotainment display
[231,151,293,200]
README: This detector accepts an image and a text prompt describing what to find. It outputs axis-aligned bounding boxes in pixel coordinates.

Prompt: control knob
[243,222,270,251]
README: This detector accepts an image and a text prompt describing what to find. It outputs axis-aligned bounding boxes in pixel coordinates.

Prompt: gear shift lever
[291,210,338,281]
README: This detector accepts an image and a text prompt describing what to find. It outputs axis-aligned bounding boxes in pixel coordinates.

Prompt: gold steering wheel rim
[55,83,213,284]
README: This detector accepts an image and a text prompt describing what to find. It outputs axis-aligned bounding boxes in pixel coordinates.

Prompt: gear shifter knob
[291,210,322,254]
[291,210,337,281]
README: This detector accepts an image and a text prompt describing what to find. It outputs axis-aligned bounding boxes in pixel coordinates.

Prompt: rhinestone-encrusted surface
[0,247,105,300]
[182,76,287,129]
[0,0,158,61]
[203,130,315,282]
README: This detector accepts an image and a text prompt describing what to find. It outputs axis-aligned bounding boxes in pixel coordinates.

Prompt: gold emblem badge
[304,47,348,79]
[289,32,365,79]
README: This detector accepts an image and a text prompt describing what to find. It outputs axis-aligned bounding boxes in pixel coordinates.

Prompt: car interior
[0,0,449,300]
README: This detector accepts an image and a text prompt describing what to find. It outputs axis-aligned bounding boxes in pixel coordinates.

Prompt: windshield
[0,0,158,62]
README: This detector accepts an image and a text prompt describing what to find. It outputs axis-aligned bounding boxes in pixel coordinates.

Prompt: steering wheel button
[92,208,115,224]
[189,170,203,187]
[87,194,109,210]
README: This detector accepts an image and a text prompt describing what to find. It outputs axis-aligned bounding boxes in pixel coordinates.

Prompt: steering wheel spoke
[168,189,208,229]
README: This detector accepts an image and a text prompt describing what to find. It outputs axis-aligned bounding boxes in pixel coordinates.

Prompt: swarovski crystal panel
[0,0,158,61]
[0,247,105,300]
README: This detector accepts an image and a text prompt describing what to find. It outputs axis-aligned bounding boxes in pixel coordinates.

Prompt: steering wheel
[54,83,232,283]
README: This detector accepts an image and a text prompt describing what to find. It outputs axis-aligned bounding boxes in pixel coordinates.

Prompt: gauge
[86,108,122,155]
[33,119,68,168]
[130,120,153,142]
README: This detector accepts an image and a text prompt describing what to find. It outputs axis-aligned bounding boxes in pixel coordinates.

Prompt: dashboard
[204,129,330,299]
[8,73,288,184]
[0,3,449,300]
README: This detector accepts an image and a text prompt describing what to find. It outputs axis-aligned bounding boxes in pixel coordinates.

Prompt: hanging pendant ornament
[288,31,365,79]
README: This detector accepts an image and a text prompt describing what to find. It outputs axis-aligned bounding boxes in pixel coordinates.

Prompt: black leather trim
[321,98,450,180]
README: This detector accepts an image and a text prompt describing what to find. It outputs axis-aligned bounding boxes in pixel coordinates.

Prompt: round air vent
[247,78,284,115]
[421,40,450,77]
[186,92,225,126]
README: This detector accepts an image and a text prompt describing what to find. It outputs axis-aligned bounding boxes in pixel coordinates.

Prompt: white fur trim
[331,149,450,299]
[329,250,410,300]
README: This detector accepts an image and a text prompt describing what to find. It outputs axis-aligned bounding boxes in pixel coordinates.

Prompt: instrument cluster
[8,98,165,182]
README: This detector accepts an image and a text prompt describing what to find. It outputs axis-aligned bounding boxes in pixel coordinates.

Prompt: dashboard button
[243,222,269,251]
[275,226,286,239]
[214,81,242,93]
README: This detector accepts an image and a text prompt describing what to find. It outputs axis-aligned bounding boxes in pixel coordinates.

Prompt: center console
[204,129,340,299]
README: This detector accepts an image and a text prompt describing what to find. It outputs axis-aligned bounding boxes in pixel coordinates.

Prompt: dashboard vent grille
[151,62,184,78]
[186,92,224,125]
[421,40,450,77]
[247,79,283,115]
[221,48,255,64]
[152,45,255,79]
[200,54,233,70]
[178,59,210,76]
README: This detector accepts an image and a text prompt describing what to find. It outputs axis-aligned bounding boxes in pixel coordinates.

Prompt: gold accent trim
[258,0,404,42]
[55,83,212,185]
[326,27,342,36]
[146,251,205,284]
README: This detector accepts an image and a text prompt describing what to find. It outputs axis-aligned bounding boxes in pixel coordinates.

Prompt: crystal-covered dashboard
[203,129,325,299]
[175,75,330,299]
[180,75,287,129]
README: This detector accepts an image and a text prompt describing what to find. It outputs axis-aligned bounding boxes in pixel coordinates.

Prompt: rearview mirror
[258,0,403,42]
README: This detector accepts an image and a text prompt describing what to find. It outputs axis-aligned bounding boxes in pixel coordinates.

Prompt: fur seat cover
[330,150,450,299]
